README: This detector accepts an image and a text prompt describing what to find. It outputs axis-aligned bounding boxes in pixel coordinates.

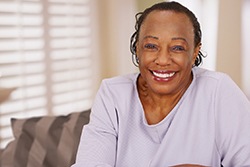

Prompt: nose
[154,49,172,66]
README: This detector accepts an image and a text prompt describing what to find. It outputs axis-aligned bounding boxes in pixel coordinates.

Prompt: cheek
[172,54,193,67]
[138,57,149,71]
[138,52,156,65]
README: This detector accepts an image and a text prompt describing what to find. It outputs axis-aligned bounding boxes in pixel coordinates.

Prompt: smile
[152,71,175,79]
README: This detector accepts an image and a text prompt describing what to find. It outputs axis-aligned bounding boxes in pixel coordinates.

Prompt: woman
[72,2,250,166]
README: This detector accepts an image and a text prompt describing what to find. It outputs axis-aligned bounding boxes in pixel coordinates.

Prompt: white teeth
[152,71,175,78]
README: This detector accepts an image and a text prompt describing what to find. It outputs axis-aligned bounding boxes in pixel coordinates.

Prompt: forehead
[139,10,194,39]
[142,10,192,28]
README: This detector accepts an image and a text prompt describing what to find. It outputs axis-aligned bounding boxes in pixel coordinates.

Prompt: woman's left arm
[215,74,250,166]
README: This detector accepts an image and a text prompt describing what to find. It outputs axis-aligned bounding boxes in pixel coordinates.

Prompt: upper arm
[214,74,250,166]
[73,81,118,167]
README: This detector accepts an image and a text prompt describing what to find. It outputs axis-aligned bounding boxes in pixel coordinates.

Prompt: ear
[135,42,139,55]
[192,43,201,64]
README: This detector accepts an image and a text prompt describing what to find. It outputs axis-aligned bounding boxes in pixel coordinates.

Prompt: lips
[152,70,175,79]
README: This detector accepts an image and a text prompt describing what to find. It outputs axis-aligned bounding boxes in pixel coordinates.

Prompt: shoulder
[191,67,244,101]
[98,73,139,97]
[193,67,229,81]
[193,68,249,111]
[192,67,235,88]
[102,73,139,86]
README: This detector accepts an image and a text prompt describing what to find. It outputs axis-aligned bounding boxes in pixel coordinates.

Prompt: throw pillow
[0,109,90,167]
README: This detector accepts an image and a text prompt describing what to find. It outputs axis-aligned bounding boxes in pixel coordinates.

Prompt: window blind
[0,0,93,148]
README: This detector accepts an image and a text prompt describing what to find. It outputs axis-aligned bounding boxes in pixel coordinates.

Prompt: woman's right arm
[72,81,118,167]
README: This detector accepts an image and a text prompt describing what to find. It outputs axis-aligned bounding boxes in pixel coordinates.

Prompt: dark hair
[130,1,205,67]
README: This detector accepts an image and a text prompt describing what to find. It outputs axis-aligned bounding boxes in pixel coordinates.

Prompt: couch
[0,109,91,167]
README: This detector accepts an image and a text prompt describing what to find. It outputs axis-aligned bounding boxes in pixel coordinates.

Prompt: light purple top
[72,67,250,167]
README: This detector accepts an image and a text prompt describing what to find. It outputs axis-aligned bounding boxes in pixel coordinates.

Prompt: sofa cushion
[0,109,90,167]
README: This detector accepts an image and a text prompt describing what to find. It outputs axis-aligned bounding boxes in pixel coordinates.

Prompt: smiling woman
[136,10,199,100]
[72,2,250,167]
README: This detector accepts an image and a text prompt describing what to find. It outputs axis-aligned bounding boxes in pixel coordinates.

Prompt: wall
[96,0,138,80]
[136,0,163,12]
[242,0,250,99]
[216,0,242,87]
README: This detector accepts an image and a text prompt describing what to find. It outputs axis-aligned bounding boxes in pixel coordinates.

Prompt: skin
[136,10,201,125]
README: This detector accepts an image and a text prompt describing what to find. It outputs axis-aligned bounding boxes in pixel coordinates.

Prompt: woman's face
[136,10,200,96]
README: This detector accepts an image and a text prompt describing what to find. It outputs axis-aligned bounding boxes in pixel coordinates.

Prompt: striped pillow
[0,110,90,167]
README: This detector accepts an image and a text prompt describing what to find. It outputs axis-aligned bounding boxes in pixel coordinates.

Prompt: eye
[144,43,157,50]
[172,45,185,51]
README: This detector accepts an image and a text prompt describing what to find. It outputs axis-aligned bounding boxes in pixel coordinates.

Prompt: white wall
[96,0,138,79]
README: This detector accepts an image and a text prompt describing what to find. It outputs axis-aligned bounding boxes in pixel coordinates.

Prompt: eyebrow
[171,37,187,42]
[143,36,187,43]
[143,35,159,40]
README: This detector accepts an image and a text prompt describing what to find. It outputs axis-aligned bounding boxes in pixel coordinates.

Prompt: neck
[137,74,193,124]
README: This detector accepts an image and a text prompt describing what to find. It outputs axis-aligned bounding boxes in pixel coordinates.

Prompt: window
[0,0,95,148]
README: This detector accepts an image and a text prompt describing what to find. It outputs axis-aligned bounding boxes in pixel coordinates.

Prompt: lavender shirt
[72,67,250,167]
